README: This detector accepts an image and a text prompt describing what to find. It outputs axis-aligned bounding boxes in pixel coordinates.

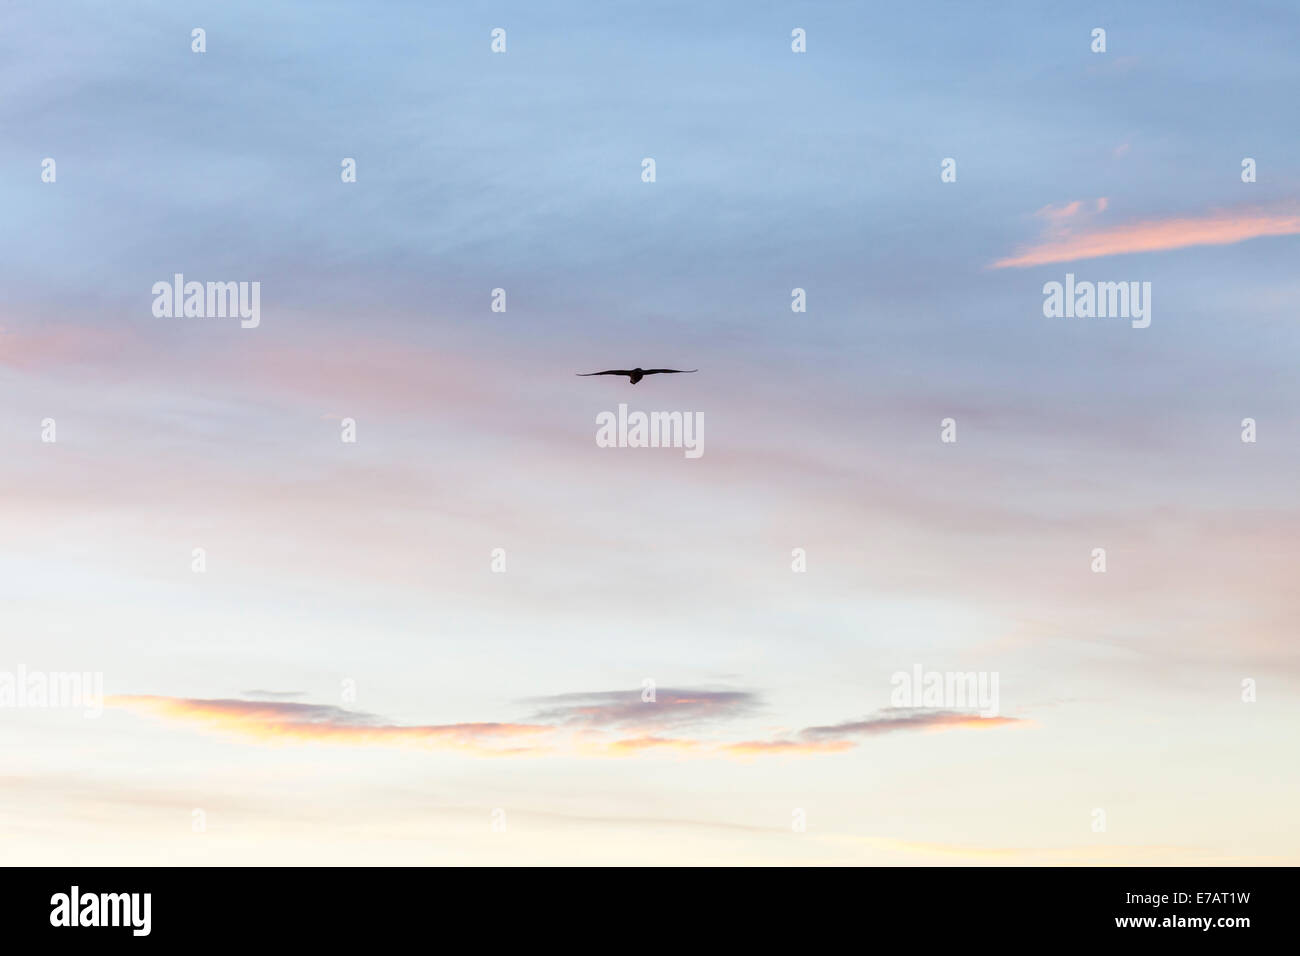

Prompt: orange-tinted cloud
[108,695,553,756]
[602,736,702,755]
[991,205,1300,268]
[723,738,857,756]
[109,694,1025,760]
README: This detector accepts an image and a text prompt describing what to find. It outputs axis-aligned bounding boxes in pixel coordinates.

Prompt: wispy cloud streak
[726,708,1026,756]
[110,694,1024,759]
[525,688,757,731]
[991,204,1300,268]
[800,709,1024,738]
[109,696,553,756]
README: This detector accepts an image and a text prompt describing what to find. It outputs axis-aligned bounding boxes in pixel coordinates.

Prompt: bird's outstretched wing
[576,370,634,376]
[641,369,698,375]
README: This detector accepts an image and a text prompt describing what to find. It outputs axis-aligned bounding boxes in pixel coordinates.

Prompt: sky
[1,0,1298,865]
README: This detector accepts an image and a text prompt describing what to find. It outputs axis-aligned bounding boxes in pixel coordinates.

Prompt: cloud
[1035,200,1084,227]
[799,709,1025,739]
[991,204,1300,268]
[524,688,757,731]
[723,738,858,756]
[109,694,1024,759]
[602,736,703,755]
[724,709,1026,756]
[108,696,552,756]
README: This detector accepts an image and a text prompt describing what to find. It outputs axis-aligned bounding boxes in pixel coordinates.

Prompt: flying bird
[576,367,698,385]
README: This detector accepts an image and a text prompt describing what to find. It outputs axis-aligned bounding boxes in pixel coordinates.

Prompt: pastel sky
[2,0,1297,865]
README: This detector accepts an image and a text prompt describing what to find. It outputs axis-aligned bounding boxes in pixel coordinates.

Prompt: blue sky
[2,0,1298,864]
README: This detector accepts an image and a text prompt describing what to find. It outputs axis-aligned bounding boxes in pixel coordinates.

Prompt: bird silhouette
[576,367,697,385]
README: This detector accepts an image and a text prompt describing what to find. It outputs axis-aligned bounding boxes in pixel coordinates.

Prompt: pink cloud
[992,204,1300,268]
[1035,200,1083,226]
